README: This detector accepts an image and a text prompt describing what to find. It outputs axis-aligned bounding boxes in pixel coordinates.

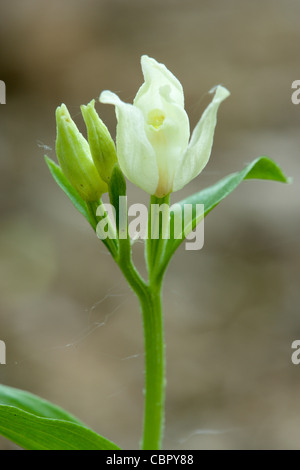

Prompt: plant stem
[139,280,165,450]
[146,194,170,282]
[86,200,118,259]
[118,242,165,450]
[116,193,166,450]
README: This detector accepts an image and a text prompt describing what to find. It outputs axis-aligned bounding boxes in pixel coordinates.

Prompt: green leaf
[162,156,289,271]
[108,164,127,234]
[0,405,121,450]
[0,384,83,424]
[44,155,94,227]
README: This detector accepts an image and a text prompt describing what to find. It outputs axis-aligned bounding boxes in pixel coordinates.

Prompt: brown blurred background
[0,0,299,450]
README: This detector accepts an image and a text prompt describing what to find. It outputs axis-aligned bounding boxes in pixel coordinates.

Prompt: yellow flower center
[147,109,165,129]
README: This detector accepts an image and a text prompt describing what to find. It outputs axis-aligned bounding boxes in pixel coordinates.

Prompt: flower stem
[116,192,166,450]
[117,238,165,450]
[146,194,170,282]
[86,200,118,259]
[139,280,165,450]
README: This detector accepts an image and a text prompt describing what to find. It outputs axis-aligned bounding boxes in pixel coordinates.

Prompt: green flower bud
[55,103,108,202]
[81,99,117,185]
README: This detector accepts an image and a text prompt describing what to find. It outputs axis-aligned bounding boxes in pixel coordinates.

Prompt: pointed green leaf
[162,156,289,271]
[0,405,120,450]
[0,384,83,424]
[44,155,94,227]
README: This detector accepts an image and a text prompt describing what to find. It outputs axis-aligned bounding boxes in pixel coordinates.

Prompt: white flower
[100,55,230,198]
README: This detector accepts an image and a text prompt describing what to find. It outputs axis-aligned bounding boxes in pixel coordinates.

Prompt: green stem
[86,200,118,259]
[117,227,165,450]
[146,194,170,282]
[120,270,165,451]
[116,192,167,450]
[139,280,165,450]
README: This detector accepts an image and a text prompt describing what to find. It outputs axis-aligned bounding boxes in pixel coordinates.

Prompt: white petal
[134,55,185,115]
[173,85,230,192]
[100,90,159,195]
[145,85,190,197]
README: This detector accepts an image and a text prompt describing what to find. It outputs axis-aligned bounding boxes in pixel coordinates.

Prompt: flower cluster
[55,55,229,201]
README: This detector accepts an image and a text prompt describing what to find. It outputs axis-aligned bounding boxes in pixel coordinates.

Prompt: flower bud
[81,99,117,184]
[55,103,107,202]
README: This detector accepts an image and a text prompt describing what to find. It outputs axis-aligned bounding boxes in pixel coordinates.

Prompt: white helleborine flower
[100,55,230,198]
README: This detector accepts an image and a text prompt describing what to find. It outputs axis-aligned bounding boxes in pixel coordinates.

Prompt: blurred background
[0,0,299,450]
